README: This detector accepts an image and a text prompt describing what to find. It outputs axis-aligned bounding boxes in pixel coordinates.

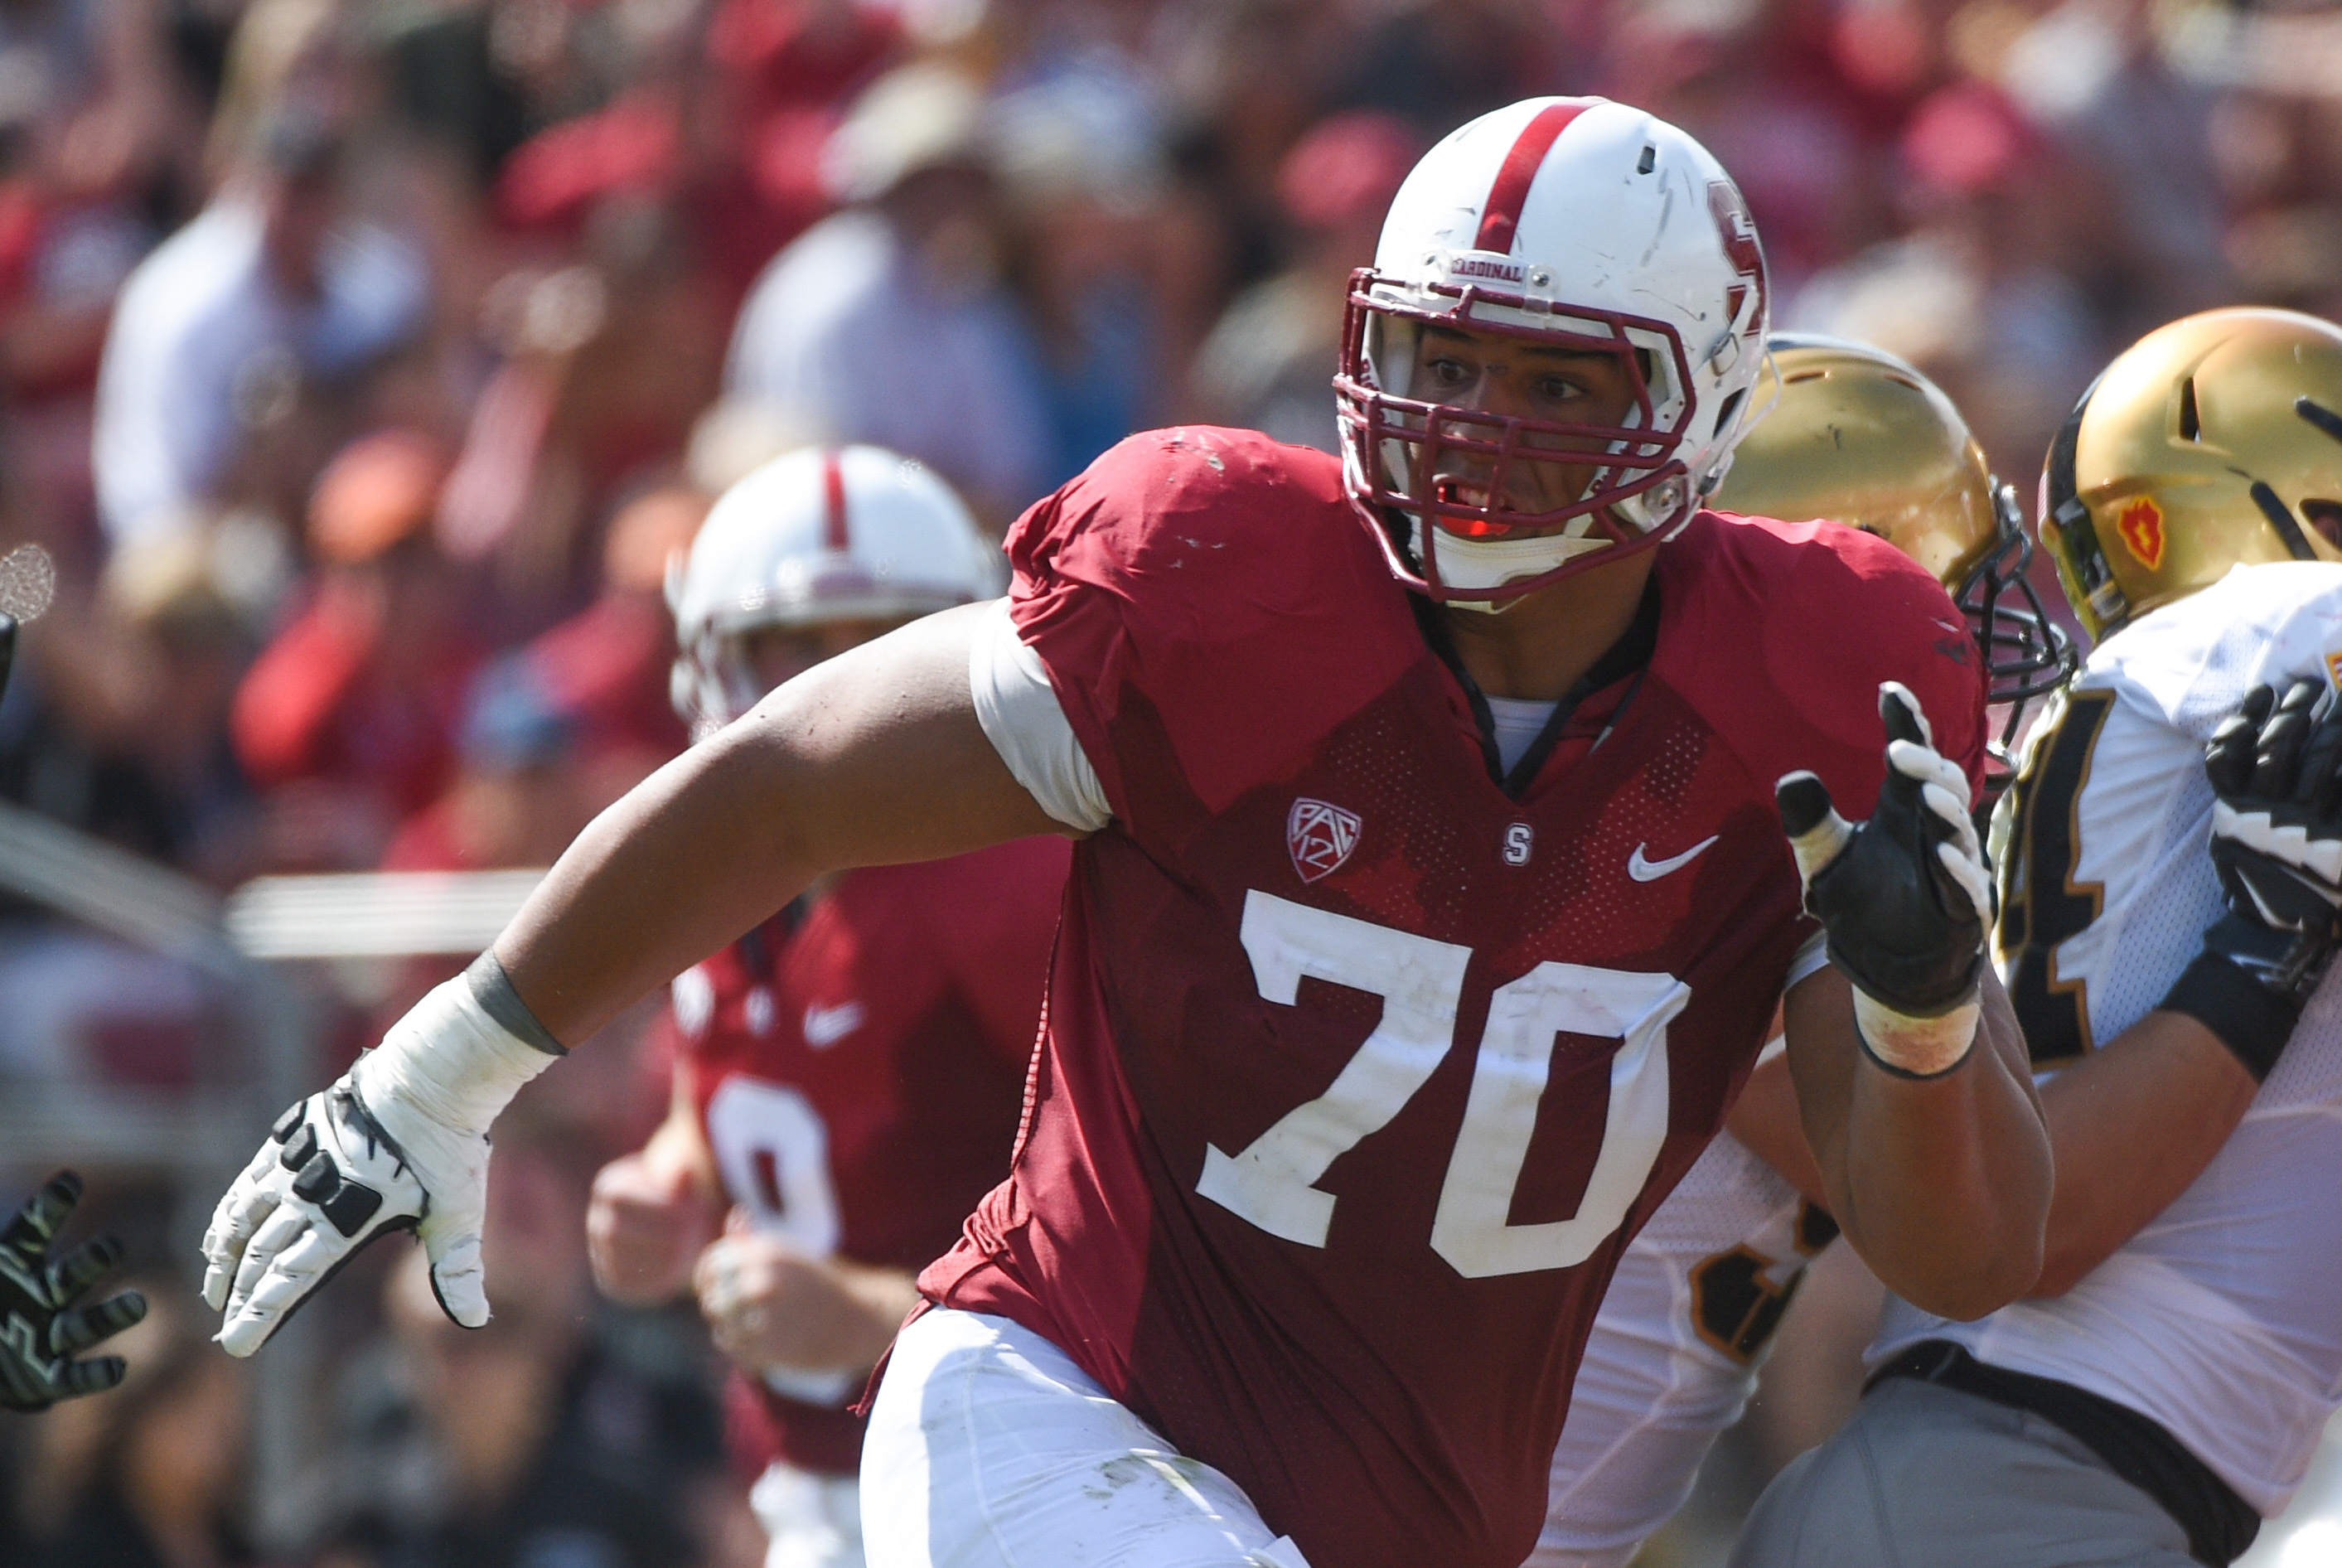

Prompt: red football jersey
[669,837,1069,1475]
[921,428,1984,1567]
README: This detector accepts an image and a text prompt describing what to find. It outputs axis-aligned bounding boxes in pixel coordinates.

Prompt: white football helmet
[668,444,1004,734]
[1335,97,1771,604]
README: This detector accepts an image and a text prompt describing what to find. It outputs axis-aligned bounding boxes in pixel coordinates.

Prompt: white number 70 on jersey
[1198,891,1688,1278]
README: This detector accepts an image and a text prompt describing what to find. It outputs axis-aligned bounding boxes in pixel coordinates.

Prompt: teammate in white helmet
[196,99,2049,1568]
[1536,334,2073,1568]
[583,446,1066,1568]
[1731,307,2342,1568]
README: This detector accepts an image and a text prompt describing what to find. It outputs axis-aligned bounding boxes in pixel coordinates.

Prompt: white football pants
[861,1307,1314,1568]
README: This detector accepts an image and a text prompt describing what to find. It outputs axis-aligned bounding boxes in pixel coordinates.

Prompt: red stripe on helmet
[1473,100,1593,255]
[822,450,849,550]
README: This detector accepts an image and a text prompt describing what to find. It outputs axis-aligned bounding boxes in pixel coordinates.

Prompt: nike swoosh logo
[802,1001,865,1048]
[1628,835,1720,882]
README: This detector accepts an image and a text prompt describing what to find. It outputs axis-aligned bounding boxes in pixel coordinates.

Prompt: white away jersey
[1875,561,2342,1515]
[1533,1116,1833,1568]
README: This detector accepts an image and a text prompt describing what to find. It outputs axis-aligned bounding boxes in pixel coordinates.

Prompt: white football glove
[201,959,559,1356]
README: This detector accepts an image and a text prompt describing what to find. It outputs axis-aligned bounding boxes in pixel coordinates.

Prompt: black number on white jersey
[1997,689,2117,1067]
[1688,1201,1839,1364]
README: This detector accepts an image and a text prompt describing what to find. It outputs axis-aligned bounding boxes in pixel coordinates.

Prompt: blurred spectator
[1619,0,1877,300]
[991,54,1169,486]
[317,1137,724,1568]
[1995,0,2231,337]
[1190,109,1418,452]
[91,518,277,882]
[374,2,533,195]
[90,100,429,549]
[1331,0,1561,138]
[379,651,584,876]
[10,1279,258,1568]
[230,428,477,868]
[1144,0,1349,385]
[689,0,906,312]
[0,918,227,1092]
[520,484,704,804]
[0,511,267,878]
[1788,80,2098,482]
[724,61,1048,526]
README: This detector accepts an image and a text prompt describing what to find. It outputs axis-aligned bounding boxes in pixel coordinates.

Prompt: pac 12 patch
[1287,798,1362,883]
[2116,497,2165,570]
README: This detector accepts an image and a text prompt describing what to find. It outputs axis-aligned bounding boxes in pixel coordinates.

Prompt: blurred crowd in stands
[0,0,2337,1563]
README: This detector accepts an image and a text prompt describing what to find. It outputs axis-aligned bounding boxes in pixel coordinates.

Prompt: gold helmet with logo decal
[1714,333,2074,756]
[2040,307,2342,642]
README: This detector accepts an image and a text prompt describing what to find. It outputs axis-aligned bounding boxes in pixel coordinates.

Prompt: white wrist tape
[351,970,556,1141]
[1852,990,1979,1078]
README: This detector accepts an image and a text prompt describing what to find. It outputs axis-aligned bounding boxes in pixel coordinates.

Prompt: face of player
[1409,322,1640,532]
[741,617,916,696]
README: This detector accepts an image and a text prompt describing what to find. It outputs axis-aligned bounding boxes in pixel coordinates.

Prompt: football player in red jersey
[200,99,2051,1568]
[579,445,1067,1568]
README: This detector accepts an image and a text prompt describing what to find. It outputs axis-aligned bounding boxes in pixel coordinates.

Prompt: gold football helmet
[1715,333,2075,757]
[2041,307,2342,642]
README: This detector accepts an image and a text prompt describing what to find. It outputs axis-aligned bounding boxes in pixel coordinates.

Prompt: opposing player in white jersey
[1534,336,2074,1568]
[1731,307,2342,1568]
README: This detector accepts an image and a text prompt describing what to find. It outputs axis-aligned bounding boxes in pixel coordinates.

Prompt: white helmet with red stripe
[668,443,1004,733]
[1335,96,1770,604]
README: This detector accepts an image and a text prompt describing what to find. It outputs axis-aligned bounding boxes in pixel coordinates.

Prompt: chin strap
[1411,516,1619,611]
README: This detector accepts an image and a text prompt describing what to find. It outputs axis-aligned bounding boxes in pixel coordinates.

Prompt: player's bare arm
[1721,1050,1828,1204]
[1776,686,2050,1319]
[501,603,1066,1046]
[202,603,1059,1354]
[2025,1011,2253,1295]
[1782,965,2044,1317]
[2029,675,2342,1294]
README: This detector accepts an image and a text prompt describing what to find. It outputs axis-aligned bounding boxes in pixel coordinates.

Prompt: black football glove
[1,1170,148,1411]
[2162,680,2342,1079]
[1778,683,1991,1076]
[2205,679,2342,960]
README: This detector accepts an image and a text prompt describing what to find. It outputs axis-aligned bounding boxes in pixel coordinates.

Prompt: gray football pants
[1727,1377,2203,1568]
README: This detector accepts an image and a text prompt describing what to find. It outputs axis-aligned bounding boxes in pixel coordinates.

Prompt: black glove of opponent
[2163,679,2342,1079]
[1,1170,148,1411]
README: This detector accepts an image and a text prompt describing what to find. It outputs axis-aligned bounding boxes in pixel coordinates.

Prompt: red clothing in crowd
[230,581,481,819]
[522,591,689,767]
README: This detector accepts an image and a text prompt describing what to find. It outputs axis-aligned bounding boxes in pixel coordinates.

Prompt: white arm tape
[350,973,556,1140]
[968,597,1112,833]
[1852,990,1979,1077]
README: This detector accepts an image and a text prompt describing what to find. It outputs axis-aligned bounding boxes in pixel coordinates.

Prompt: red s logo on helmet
[1706,181,1767,335]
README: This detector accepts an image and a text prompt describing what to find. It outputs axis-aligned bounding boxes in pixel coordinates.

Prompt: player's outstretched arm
[203,603,1067,1356]
[1783,965,2044,1318]
[2029,678,2342,1294]
[503,601,1070,1044]
[1777,684,2050,1320]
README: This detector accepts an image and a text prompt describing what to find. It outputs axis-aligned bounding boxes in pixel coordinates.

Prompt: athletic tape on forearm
[464,951,568,1057]
[1852,989,1978,1079]
[2159,951,2296,1082]
[351,967,559,1140]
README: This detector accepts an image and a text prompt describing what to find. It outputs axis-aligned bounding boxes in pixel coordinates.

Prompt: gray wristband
[462,951,568,1057]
